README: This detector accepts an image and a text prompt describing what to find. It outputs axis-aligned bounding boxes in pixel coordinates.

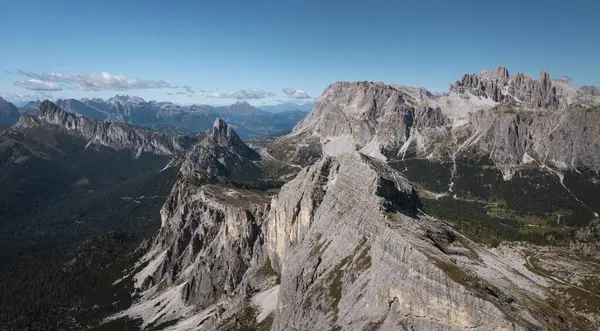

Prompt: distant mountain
[13,100,195,157]
[18,100,41,115]
[55,98,107,120]
[260,102,314,113]
[0,97,20,124]
[15,96,307,139]
[218,100,269,116]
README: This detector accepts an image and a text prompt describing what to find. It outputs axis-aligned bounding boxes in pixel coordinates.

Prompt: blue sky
[0,0,598,105]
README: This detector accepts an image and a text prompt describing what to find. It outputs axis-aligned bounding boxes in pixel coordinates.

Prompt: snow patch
[251,285,279,323]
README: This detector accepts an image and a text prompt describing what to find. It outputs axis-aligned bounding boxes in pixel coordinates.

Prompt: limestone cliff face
[266,153,534,331]
[12,100,194,156]
[146,174,271,308]
[282,82,448,161]
[293,81,417,146]
[456,104,600,171]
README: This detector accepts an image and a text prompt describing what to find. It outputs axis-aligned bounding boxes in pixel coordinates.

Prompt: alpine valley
[2,67,600,331]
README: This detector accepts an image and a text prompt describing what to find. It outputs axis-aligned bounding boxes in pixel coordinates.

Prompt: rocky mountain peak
[212,117,227,131]
[539,69,551,83]
[107,95,146,106]
[447,66,597,109]
[207,118,255,157]
[129,148,560,330]
[492,65,510,80]
[286,81,448,161]
[180,118,261,178]
[232,100,251,107]
[580,85,600,96]
[0,97,18,110]
[221,100,267,115]
[38,100,69,119]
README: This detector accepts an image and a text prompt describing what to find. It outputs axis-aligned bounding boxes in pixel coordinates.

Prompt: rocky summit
[179,118,262,179]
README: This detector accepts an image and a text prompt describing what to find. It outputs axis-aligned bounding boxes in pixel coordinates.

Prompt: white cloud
[15,79,62,91]
[207,88,275,99]
[282,87,311,99]
[11,69,179,91]
[0,91,53,103]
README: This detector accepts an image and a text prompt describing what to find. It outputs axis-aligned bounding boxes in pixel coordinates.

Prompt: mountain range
[12,97,311,139]
[2,67,600,330]
[103,67,600,330]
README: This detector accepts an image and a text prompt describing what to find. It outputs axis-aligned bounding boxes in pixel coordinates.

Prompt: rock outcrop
[12,100,195,157]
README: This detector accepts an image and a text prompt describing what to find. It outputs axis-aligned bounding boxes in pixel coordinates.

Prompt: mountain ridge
[12,100,195,157]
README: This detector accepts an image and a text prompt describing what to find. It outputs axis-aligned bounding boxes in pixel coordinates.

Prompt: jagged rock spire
[492,66,509,80]
[179,117,261,178]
